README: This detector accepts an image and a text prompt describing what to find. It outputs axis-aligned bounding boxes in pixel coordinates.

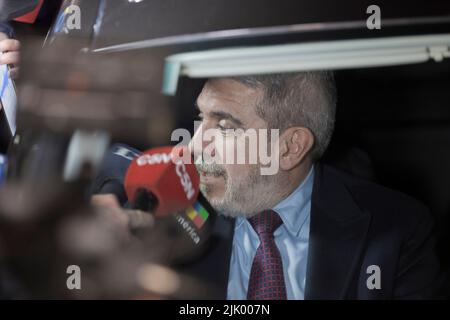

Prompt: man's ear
[279,127,314,171]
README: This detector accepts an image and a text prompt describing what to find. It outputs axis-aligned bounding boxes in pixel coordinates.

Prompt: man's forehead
[197,78,262,112]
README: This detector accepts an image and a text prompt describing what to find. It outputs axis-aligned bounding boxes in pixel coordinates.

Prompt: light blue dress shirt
[227,167,314,300]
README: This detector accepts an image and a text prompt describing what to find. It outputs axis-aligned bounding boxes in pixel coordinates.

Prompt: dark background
[331,62,450,294]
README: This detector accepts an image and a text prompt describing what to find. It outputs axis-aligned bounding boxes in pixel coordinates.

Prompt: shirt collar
[235,166,315,236]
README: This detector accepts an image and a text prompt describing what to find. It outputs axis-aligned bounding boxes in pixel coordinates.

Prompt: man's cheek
[218,132,258,166]
[225,164,248,184]
[216,134,235,165]
[203,178,226,200]
[237,129,260,165]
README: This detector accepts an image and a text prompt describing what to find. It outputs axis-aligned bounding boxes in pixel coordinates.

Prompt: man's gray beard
[198,164,275,218]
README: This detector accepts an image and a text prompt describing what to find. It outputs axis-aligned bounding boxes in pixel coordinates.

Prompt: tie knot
[248,210,283,236]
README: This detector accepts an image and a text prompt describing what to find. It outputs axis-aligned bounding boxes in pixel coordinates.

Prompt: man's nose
[188,123,216,161]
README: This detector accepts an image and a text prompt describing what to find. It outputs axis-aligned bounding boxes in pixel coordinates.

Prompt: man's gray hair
[231,71,337,160]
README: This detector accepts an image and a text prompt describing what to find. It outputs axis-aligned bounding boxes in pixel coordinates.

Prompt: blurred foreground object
[12,0,44,24]
[0,0,40,22]
[0,36,221,299]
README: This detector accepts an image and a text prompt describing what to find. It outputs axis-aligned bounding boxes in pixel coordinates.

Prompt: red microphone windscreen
[124,146,200,218]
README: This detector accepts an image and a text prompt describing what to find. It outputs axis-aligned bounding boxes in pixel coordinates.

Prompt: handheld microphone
[124,146,215,263]
[90,143,141,205]
[124,146,200,218]
[91,144,216,263]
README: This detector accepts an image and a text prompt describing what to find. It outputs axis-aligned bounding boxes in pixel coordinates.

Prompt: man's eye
[218,125,241,138]
[217,120,234,131]
[217,124,234,133]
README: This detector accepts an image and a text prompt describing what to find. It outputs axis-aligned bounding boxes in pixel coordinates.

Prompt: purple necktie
[247,210,287,300]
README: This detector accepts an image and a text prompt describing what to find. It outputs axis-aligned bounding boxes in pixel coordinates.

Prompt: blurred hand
[91,193,122,209]
[91,194,155,233]
[0,33,20,79]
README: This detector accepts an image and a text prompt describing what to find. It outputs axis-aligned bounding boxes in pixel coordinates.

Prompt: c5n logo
[66,265,81,290]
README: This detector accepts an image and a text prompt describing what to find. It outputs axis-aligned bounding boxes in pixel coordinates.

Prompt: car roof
[46,0,450,52]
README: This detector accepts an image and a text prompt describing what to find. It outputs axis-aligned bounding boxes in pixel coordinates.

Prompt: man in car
[94,71,445,299]
[190,71,447,299]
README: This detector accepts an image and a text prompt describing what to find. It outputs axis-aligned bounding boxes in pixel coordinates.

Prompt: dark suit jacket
[183,163,445,299]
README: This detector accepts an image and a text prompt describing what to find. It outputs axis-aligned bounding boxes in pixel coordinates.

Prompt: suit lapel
[305,164,371,299]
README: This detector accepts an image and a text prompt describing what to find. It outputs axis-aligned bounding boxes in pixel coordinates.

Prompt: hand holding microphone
[91,144,216,263]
